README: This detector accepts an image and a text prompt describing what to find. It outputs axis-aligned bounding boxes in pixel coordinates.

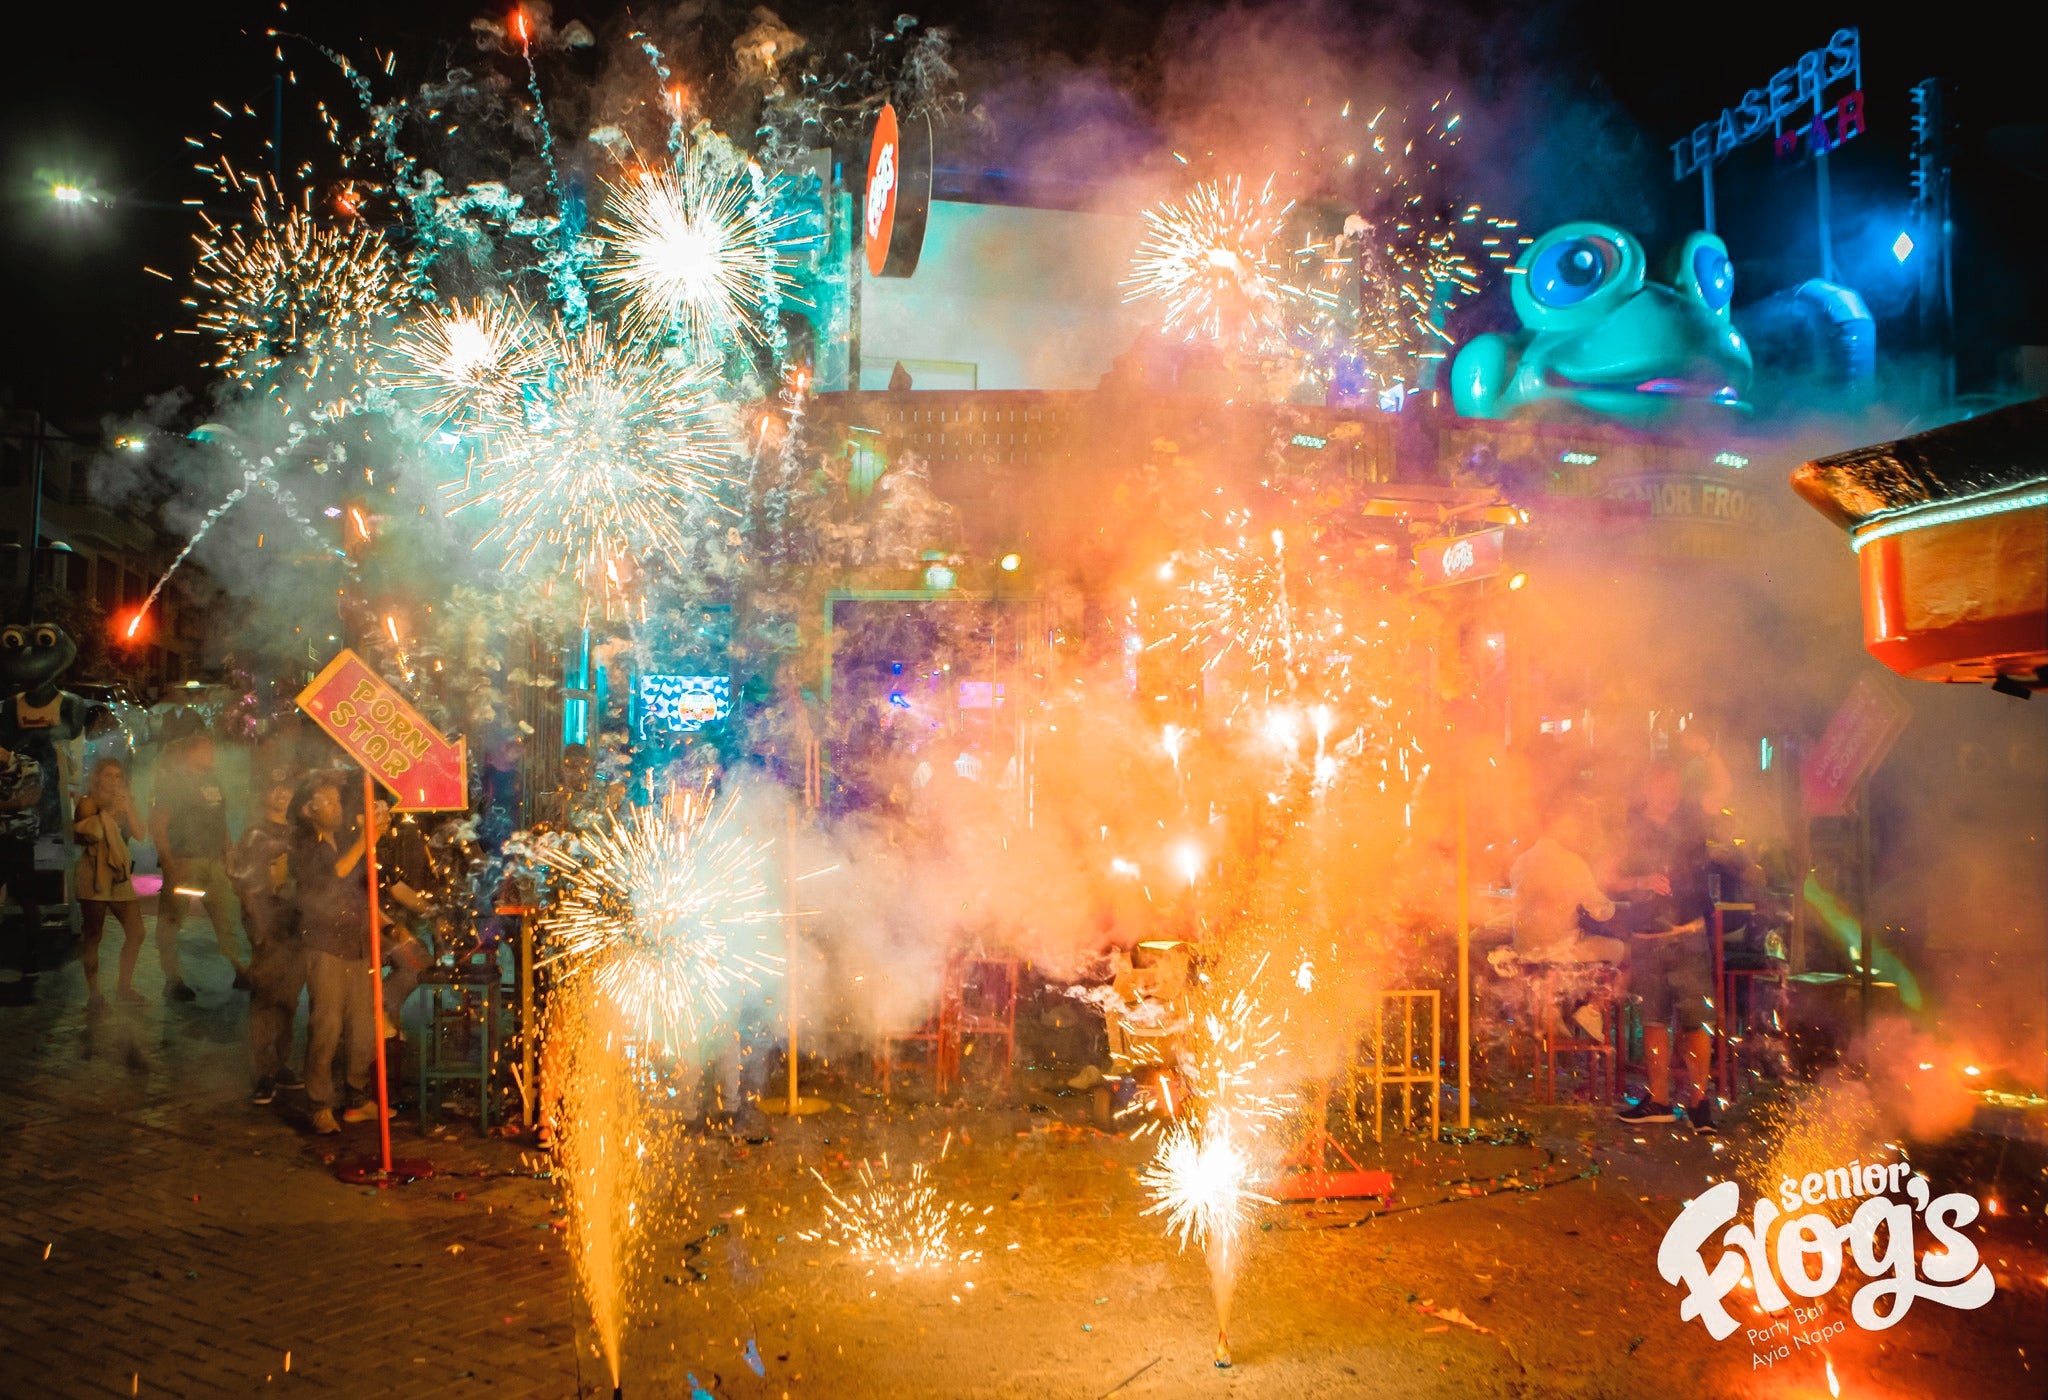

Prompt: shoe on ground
[342,1100,392,1124]
[1689,1097,1719,1136]
[164,980,198,1003]
[118,987,147,1005]
[232,969,252,990]
[1616,1098,1678,1124]
[310,1108,341,1135]
[251,1079,278,1106]
[276,1072,305,1091]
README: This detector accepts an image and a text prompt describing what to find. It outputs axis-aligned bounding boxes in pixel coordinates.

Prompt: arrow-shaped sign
[295,649,468,811]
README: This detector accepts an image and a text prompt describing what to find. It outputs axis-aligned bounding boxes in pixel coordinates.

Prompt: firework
[546,984,649,1388]
[533,787,780,1051]
[445,318,740,601]
[380,295,547,427]
[1141,1118,1269,1255]
[1290,95,1519,393]
[1162,521,1294,696]
[800,1155,988,1272]
[1124,176,1292,352]
[594,137,801,362]
[191,176,412,408]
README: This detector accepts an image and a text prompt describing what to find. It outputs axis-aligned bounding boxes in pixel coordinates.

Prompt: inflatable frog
[1451,222,1752,423]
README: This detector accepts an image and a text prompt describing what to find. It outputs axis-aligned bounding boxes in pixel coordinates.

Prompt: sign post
[759,805,829,1116]
[362,770,393,1175]
[296,649,469,1177]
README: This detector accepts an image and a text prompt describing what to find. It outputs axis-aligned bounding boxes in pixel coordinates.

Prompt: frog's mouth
[1544,370,1741,403]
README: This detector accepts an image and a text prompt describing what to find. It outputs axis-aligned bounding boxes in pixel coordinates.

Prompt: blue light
[1891,231,1914,263]
[888,691,912,708]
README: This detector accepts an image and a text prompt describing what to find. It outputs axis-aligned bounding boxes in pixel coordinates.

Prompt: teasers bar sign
[1672,28,1862,180]
[296,649,469,811]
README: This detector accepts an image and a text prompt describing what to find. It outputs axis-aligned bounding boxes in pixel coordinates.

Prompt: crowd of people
[0,715,465,1135]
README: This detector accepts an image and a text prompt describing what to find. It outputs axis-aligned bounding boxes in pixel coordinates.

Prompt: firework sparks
[1141,1118,1269,1255]
[533,788,780,1051]
[191,176,412,409]
[1125,176,1292,351]
[1163,521,1294,696]
[380,295,546,427]
[595,137,801,362]
[1291,95,1519,393]
[445,318,739,602]
[800,1155,988,1273]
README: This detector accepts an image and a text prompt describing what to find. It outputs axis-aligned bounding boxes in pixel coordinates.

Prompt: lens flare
[532,787,780,1051]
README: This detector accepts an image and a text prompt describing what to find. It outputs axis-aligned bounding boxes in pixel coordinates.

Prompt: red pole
[363,770,393,1175]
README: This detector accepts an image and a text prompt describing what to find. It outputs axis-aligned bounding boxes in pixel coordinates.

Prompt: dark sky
[3,1,2041,423]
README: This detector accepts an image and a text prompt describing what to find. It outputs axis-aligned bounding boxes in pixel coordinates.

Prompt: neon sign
[1775,90,1864,164]
[1672,29,1861,181]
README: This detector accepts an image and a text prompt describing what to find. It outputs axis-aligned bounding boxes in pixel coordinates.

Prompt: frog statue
[1450,221,1753,424]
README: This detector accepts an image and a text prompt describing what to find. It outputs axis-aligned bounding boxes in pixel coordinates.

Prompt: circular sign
[864,104,900,278]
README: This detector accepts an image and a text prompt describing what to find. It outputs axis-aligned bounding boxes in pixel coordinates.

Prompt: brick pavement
[1,922,589,1400]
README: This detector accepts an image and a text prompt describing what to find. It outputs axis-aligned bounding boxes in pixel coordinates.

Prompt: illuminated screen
[636,675,731,738]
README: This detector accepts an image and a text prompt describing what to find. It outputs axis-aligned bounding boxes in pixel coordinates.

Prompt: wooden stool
[418,962,503,1132]
[1534,964,1625,1105]
[1349,989,1441,1141]
[952,957,1020,1093]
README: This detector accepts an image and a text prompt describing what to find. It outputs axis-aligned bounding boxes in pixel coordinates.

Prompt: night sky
[3,0,2042,423]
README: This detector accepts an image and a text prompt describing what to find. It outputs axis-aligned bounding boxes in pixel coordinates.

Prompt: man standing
[233,779,304,1105]
[1616,759,1718,1133]
[291,777,387,1135]
[151,734,248,998]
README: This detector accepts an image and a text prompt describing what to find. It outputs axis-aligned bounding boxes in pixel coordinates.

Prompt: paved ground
[1,922,583,1399]
[5,918,2045,1399]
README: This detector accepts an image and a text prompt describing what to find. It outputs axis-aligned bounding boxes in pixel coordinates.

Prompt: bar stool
[878,971,961,1096]
[952,957,1020,1093]
[417,960,503,1132]
[1532,962,1626,1105]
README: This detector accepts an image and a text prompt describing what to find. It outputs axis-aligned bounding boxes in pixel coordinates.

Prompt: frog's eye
[1529,235,1622,308]
[31,627,59,650]
[0,628,23,652]
[1693,244,1734,312]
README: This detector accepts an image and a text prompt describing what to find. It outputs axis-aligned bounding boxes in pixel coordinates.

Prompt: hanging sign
[864,103,932,278]
[296,649,469,811]
[1672,28,1862,180]
[1415,527,1506,588]
[1800,671,1911,816]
